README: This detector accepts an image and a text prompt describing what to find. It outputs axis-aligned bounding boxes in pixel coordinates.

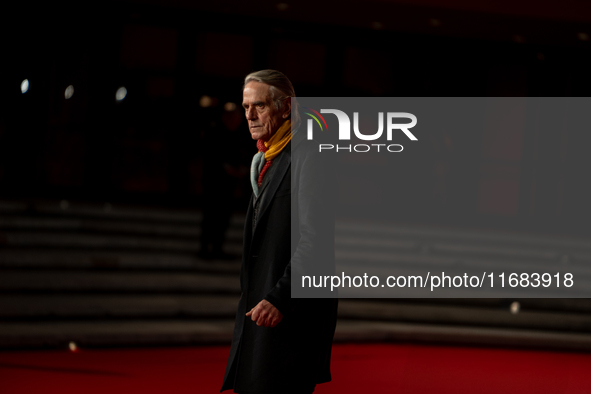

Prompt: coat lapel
[252,142,291,237]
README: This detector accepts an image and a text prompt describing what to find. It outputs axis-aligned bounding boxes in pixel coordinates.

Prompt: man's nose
[245,107,257,120]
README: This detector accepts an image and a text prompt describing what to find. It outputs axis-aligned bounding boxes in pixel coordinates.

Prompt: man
[221,70,338,394]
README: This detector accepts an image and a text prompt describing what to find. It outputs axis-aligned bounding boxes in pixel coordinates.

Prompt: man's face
[242,81,288,141]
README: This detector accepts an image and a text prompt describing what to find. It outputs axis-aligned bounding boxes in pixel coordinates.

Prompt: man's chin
[250,132,268,141]
[249,129,260,140]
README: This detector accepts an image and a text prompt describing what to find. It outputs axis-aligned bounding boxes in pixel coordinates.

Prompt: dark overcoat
[221,129,338,393]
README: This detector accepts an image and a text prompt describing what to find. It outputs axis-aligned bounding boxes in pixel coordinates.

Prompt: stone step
[0,216,244,240]
[337,220,591,252]
[2,246,589,288]
[335,234,591,265]
[1,319,591,351]
[0,319,235,348]
[3,201,590,267]
[30,200,206,223]
[336,219,591,265]
[2,247,589,286]
[0,200,248,227]
[0,270,240,293]
[0,249,241,272]
[2,295,591,332]
[355,297,591,313]
[0,201,28,214]
[337,300,591,332]
[4,200,590,257]
[0,231,243,254]
[2,229,586,272]
[0,294,239,318]
[333,320,591,352]
[335,250,591,273]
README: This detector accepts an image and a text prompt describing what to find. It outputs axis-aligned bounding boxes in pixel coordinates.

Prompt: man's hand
[246,299,283,327]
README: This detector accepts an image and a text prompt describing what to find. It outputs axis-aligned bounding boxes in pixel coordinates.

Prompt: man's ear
[282,98,291,119]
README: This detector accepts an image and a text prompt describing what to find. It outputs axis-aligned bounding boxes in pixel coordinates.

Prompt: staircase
[1,200,591,351]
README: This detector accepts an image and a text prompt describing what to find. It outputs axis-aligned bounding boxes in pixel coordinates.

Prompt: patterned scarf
[250,120,292,197]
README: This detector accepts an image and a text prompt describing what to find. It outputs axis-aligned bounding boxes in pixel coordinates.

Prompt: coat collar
[250,123,307,237]
[252,140,291,236]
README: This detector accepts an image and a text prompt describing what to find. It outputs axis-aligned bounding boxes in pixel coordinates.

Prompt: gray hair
[244,69,299,125]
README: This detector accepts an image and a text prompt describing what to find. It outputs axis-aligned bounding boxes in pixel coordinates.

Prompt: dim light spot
[21,79,29,94]
[200,95,213,108]
[116,87,127,101]
[65,85,74,99]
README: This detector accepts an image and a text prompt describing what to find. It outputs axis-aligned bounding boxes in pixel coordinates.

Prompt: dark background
[2,0,591,357]
[3,0,591,236]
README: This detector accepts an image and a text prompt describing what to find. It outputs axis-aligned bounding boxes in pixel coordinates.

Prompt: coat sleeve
[264,144,336,315]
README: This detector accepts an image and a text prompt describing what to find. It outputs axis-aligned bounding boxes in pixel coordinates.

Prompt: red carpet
[1,344,589,393]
